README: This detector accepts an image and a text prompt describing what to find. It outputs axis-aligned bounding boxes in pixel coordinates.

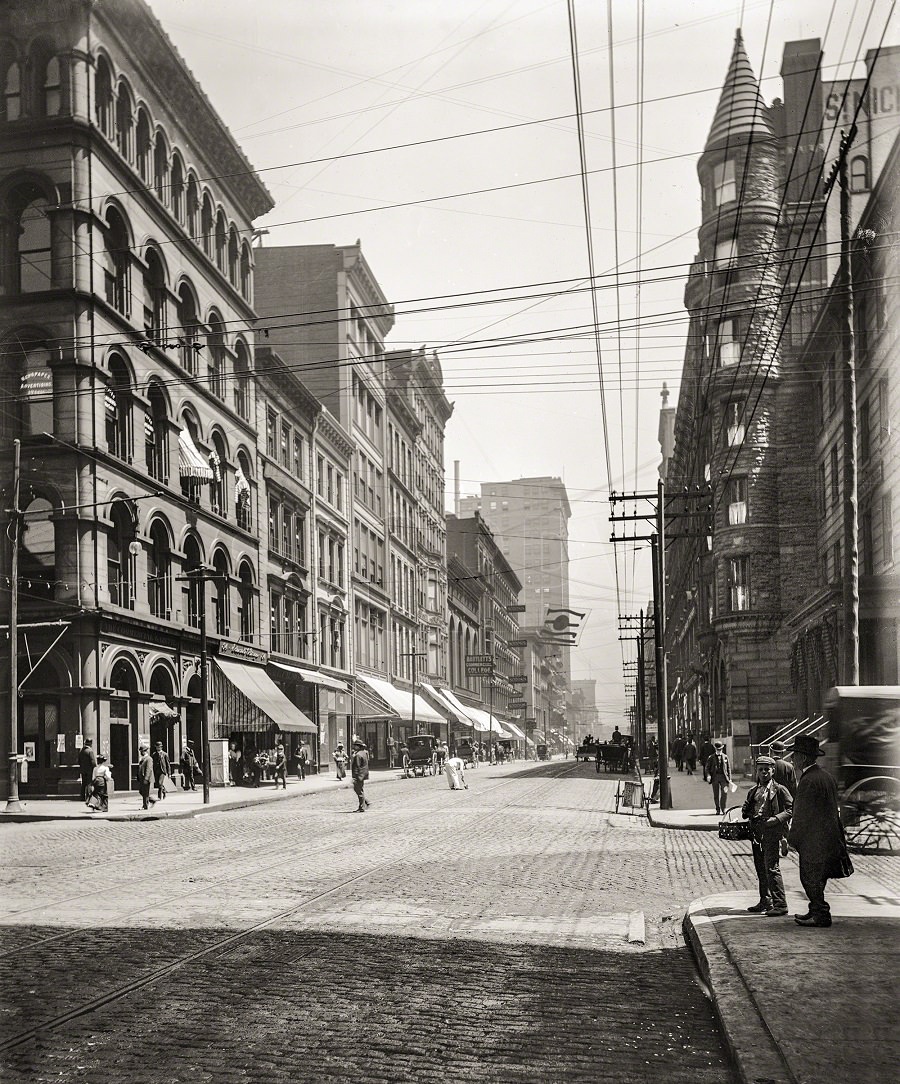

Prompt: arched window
[210,430,228,517]
[21,496,55,601]
[105,355,131,460]
[170,153,184,221]
[135,108,152,182]
[115,80,133,160]
[850,155,870,194]
[42,56,61,116]
[228,226,239,283]
[215,209,227,272]
[11,184,53,293]
[176,282,200,374]
[154,130,169,202]
[236,449,253,531]
[20,344,54,435]
[238,560,254,642]
[207,312,226,399]
[94,55,113,136]
[142,246,166,341]
[183,534,203,628]
[110,657,138,694]
[144,381,169,482]
[103,206,130,313]
[212,547,230,636]
[200,191,213,256]
[240,242,252,300]
[233,339,250,420]
[186,173,199,236]
[147,518,172,618]
[2,58,21,121]
[108,500,136,608]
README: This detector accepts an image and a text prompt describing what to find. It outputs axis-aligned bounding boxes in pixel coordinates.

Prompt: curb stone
[683,897,794,1084]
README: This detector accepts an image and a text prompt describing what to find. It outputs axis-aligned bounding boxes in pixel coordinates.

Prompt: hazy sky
[146,0,894,723]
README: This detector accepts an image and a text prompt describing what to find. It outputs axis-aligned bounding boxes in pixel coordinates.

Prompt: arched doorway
[109,656,139,790]
[148,664,178,755]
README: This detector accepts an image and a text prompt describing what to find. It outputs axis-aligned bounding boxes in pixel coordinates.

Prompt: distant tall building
[459,477,571,677]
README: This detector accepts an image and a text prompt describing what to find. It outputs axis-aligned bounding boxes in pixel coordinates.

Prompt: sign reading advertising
[508,639,527,649]
[509,675,528,684]
[507,604,527,613]
[507,699,528,710]
[466,653,495,677]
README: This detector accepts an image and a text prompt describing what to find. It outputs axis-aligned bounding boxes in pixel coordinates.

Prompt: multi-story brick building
[663,31,899,771]
[253,245,448,763]
[0,0,308,798]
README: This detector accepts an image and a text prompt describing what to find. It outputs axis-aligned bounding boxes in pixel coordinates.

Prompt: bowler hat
[770,740,786,754]
[789,733,825,758]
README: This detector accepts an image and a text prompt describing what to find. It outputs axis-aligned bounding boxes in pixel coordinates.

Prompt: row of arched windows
[1,38,61,121]
[93,53,253,299]
[2,176,253,416]
[448,616,479,692]
[102,501,256,641]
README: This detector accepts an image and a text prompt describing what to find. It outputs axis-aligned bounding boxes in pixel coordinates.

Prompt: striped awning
[178,428,214,481]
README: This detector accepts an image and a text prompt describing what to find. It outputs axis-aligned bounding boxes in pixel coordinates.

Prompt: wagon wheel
[842,776,900,853]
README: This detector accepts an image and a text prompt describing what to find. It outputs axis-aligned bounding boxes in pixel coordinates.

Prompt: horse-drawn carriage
[404,733,438,777]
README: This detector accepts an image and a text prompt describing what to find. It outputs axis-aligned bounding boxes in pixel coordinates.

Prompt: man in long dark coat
[78,738,97,802]
[787,733,852,928]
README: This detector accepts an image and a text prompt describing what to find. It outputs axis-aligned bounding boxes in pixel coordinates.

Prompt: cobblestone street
[1,762,758,1082]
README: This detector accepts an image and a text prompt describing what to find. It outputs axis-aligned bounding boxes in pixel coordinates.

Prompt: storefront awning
[426,686,489,732]
[503,720,526,741]
[178,428,214,481]
[466,705,506,736]
[356,674,443,725]
[148,701,179,720]
[421,683,468,724]
[271,661,348,692]
[213,658,317,734]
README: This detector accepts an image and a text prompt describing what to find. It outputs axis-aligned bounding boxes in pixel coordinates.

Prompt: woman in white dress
[444,755,468,791]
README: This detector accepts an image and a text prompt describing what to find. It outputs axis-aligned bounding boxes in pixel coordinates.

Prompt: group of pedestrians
[737,734,853,928]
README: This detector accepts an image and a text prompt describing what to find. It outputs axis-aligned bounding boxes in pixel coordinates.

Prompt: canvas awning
[503,720,526,741]
[271,661,348,692]
[426,686,490,732]
[213,658,317,734]
[356,674,443,725]
[148,701,179,720]
[466,705,506,736]
[178,428,213,481]
[421,683,469,725]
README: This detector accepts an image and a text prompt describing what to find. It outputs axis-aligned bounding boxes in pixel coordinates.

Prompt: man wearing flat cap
[768,739,796,796]
[787,733,853,927]
[741,756,793,915]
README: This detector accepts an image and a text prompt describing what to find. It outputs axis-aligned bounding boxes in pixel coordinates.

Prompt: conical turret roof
[705,30,774,150]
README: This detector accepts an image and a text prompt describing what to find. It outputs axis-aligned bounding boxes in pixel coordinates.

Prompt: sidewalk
[0,767,385,822]
[648,761,754,829]
[655,761,900,1083]
[685,864,900,1084]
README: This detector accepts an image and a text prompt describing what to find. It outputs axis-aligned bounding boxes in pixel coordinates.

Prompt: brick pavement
[0,761,774,1081]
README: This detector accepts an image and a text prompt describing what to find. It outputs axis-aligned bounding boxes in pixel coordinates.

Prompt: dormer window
[713,159,736,206]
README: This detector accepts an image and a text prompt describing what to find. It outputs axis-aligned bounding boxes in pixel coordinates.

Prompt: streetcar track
[0,765,566,935]
[0,763,582,1050]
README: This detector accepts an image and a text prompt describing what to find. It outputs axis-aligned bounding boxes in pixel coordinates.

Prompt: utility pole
[6,440,22,812]
[825,125,860,685]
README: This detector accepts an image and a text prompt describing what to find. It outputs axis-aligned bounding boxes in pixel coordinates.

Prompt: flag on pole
[542,607,590,645]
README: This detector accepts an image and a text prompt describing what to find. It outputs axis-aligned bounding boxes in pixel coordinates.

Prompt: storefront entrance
[109,722,131,791]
